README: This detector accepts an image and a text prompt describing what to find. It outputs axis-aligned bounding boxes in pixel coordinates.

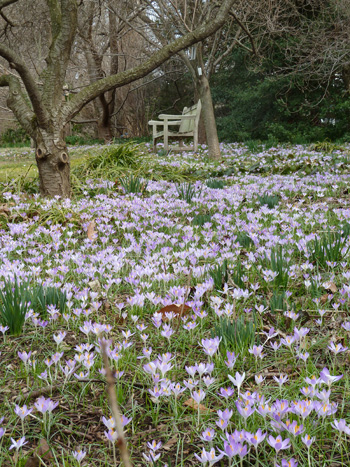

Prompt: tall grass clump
[176,182,200,203]
[72,142,145,181]
[118,175,148,194]
[214,317,256,356]
[209,260,228,290]
[0,278,32,335]
[206,178,225,189]
[308,230,350,269]
[32,285,67,317]
[258,193,280,209]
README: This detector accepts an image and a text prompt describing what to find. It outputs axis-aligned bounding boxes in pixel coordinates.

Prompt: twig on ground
[101,339,133,467]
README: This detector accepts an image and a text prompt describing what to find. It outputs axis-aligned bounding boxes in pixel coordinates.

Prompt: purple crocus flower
[301,434,315,448]
[14,404,32,420]
[200,427,216,442]
[319,367,343,387]
[72,449,86,463]
[194,447,223,465]
[228,371,245,395]
[9,436,27,451]
[267,435,291,452]
[235,401,255,419]
[245,428,267,446]
[218,387,235,399]
[331,419,350,435]
[276,459,298,467]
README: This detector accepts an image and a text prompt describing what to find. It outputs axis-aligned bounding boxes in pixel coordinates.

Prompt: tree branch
[63,0,236,122]
[42,0,77,108]
[0,44,49,127]
[0,74,35,136]
[229,10,257,56]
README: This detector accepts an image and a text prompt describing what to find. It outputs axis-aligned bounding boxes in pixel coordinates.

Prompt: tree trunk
[35,133,71,198]
[196,74,221,160]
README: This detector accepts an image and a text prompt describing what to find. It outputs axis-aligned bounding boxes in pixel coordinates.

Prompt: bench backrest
[179,100,201,134]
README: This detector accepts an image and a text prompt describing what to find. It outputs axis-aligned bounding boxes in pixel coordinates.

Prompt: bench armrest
[158,114,196,120]
[148,120,181,126]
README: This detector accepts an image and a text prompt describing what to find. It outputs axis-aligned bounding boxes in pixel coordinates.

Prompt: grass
[0,142,350,466]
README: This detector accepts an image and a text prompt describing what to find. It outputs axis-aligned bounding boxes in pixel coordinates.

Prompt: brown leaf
[0,204,10,216]
[158,304,191,320]
[87,220,97,241]
[321,294,329,305]
[324,282,337,294]
[183,398,213,413]
[163,435,178,451]
[24,439,53,467]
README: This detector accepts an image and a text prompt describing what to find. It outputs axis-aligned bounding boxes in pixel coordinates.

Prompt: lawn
[0,141,350,466]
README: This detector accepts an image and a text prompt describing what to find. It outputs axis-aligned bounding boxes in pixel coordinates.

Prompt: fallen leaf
[183,398,213,413]
[158,304,191,320]
[323,282,337,294]
[163,435,178,450]
[24,438,53,467]
[87,220,97,241]
[321,294,329,305]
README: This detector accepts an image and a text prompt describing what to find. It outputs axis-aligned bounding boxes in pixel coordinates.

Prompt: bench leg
[194,132,198,152]
[164,133,169,151]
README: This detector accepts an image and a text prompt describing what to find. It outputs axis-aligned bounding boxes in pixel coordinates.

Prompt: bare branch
[64,0,236,122]
[100,340,133,467]
[0,43,49,126]
[0,74,35,136]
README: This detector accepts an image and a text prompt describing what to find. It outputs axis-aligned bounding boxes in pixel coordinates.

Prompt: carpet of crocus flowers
[1,142,350,466]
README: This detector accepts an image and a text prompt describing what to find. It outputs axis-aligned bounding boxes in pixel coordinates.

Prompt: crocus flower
[18,351,32,364]
[273,374,289,387]
[72,449,87,463]
[245,428,267,446]
[276,459,298,467]
[328,342,348,354]
[105,428,118,443]
[200,427,216,442]
[218,387,235,399]
[319,367,343,387]
[0,428,6,439]
[228,371,245,395]
[267,435,291,452]
[248,345,264,359]
[284,420,304,436]
[147,440,162,451]
[14,404,32,420]
[255,375,265,385]
[301,434,315,448]
[194,447,223,465]
[191,389,206,404]
[331,419,350,435]
[225,351,238,369]
[9,436,27,451]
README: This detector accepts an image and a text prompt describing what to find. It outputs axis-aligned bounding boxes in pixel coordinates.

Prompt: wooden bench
[148,100,202,152]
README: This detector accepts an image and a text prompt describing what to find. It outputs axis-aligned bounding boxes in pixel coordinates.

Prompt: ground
[0,141,350,466]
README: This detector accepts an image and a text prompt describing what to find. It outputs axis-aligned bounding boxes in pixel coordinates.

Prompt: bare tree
[140,0,258,160]
[0,0,235,197]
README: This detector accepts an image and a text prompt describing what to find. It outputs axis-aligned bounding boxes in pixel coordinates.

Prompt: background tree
[0,0,235,197]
